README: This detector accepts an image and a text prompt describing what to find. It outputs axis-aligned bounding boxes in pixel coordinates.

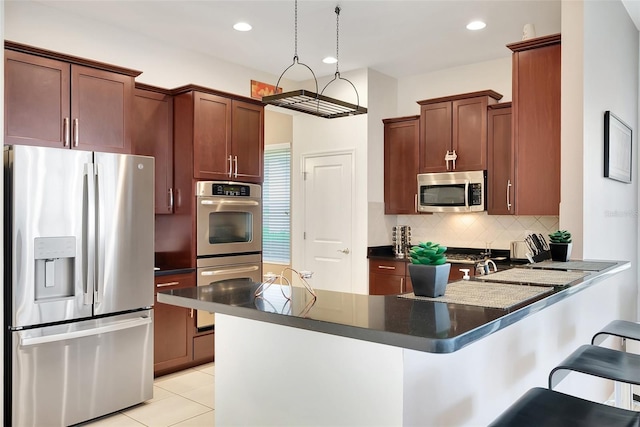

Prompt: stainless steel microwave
[417,170,486,213]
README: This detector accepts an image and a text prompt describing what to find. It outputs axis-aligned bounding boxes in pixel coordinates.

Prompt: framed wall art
[604,110,632,183]
[251,80,282,100]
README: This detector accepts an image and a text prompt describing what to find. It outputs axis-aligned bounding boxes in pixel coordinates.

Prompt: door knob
[337,248,350,254]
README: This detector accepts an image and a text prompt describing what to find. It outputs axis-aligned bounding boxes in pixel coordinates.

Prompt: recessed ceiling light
[233,22,252,32]
[466,21,486,31]
[323,56,338,64]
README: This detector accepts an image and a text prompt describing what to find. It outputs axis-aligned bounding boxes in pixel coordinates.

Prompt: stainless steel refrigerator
[4,145,154,426]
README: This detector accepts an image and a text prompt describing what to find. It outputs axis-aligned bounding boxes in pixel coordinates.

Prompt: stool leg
[614,381,633,410]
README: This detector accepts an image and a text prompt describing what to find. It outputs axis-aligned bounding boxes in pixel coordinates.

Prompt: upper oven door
[417,171,485,213]
[196,181,262,257]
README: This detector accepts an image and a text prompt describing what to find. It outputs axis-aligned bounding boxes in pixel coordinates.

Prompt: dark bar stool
[489,387,640,427]
[549,344,640,409]
[592,320,640,347]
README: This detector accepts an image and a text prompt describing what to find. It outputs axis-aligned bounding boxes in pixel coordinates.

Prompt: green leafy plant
[548,230,572,244]
[409,242,448,265]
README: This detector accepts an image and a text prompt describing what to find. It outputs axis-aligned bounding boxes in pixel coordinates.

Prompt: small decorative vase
[550,243,572,262]
[408,263,451,297]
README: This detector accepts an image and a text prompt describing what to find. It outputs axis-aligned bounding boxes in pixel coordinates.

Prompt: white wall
[290,69,369,294]
[5,1,287,95]
[397,56,513,116]
[561,0,638,321]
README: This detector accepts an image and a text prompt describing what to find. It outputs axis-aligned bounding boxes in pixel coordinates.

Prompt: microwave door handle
[464,180,470,210]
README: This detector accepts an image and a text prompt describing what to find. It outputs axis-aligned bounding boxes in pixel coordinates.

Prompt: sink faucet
[476,259,498,275]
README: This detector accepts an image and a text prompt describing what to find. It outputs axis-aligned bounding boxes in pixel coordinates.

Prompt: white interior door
[303,152,353,292]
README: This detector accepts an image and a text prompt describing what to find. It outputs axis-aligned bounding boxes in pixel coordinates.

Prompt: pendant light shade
[262,2,367,119]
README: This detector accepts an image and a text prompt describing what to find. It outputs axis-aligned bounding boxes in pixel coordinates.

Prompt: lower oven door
[196,254,263,330]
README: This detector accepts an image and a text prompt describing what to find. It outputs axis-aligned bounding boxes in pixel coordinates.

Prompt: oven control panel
[196,181,261,199]
[212,184,251,197]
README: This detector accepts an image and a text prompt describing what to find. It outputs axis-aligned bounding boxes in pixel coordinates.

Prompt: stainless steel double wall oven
[195,181,262,329]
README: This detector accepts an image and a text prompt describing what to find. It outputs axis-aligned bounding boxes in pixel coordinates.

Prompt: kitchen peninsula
[158,260,629,426]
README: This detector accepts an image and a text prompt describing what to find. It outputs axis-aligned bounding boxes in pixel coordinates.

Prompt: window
[263,143,291,263]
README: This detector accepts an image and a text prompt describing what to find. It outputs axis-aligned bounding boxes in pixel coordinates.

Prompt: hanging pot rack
[262,2,367,119]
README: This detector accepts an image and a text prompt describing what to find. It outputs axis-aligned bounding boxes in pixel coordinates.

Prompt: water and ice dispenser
[34,237,76,300]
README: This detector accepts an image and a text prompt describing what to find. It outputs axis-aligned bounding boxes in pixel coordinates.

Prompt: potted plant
[548,230,572,262]
[408,242,451,297]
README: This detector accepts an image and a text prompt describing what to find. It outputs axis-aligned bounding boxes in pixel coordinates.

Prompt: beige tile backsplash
[395,212,559,250]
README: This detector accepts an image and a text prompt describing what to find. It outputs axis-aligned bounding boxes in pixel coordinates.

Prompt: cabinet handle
[233,155,238,178]
[156,281,179,288]
[63,118,70,147]
[227,155,233,178]
[506,179,512,210]
[168,188,174,212]
[72,118,79,147]
[190,309,194,318]
[378,265,395,270]
[414,193,418,213]
[400,277,404,293]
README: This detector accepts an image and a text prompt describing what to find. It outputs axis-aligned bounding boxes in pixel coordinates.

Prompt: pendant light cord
[273,0,319,94]
[320,4,361,109]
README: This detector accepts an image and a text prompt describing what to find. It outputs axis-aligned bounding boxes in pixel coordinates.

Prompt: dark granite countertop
[154,268,196,277]
[157,260,629,354]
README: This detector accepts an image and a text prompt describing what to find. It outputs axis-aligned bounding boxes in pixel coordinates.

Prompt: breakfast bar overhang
[158,261,630,426]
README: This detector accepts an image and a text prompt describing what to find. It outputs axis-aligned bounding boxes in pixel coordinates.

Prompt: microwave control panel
[470,183,483,206]
[212,184,251,197]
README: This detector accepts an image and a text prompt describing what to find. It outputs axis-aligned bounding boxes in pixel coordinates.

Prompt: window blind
[263,144,291,263]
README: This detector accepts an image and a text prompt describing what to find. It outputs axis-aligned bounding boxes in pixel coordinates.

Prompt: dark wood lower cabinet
[369,260,475,295]
[154,271,214,377]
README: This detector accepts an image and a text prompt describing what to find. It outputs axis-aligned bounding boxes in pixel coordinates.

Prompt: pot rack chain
[274,0,319,94]
[320,5,361,109]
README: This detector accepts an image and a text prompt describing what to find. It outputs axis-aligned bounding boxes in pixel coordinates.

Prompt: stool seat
[489,387,640,427]
[549,344,640,389]
[593,320,640,345]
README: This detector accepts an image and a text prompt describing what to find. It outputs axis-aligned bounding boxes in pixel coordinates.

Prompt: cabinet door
[154,272,196,376]
[512,41,561,215]
[231,100,264,183]
[419,101,451,173]
[452,97,488,171]
[193,92,232,180]
[370,273,405,295]
[384,118,419,214]
[5,50,70,148]
[71,65,133,153]
[487,106,514,215]
[133,89,174,214]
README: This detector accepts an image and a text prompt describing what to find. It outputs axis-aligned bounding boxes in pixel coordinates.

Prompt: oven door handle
[200,265,260,276]
[199,199,260,207]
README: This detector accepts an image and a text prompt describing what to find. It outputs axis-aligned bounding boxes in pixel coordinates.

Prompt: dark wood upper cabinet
[133,85,174,214]
[4,42,140,154]
[487,103,513,215]
[383,116,420,214]
[232,101,264,182]
[174,87,264,184]
[5,50,70,147]
[508,34,561,216]
[417,90,502,173]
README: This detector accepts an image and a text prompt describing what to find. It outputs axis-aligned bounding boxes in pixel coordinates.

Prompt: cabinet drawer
[193,333,215,362]
[369,259,407,276]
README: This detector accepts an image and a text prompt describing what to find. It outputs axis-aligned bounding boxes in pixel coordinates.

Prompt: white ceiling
[34,0,564,81]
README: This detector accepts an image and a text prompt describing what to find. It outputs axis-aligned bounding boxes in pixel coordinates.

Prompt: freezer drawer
[9,310,153,426]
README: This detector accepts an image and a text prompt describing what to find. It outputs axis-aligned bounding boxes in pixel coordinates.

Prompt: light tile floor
[78,363,215,427]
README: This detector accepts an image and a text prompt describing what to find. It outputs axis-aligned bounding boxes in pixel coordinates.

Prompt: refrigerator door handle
[95,162,106,304]
[19,316,152,347]
[84,163,96,305]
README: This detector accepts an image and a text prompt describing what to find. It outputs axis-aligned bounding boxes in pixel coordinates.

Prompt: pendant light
[262,1,367,119]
